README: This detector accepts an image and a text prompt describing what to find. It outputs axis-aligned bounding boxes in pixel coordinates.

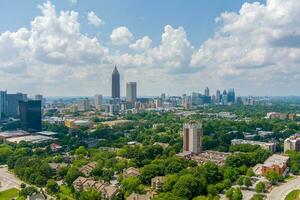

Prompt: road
[0,166,22,192]
[267,176,300,200]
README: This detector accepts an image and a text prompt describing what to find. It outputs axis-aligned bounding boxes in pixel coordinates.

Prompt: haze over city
[1,0,299,96]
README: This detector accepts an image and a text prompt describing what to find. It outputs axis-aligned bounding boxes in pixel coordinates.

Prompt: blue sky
[1,0,299,97]
[1,0,265,47]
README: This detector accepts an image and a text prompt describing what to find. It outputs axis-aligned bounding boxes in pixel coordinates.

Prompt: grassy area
[0,188,19,200]
[285,189,300,200]
[58,185,74,200]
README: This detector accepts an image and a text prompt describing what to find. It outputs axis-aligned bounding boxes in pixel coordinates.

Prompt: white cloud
[1,0,300,96]
[110,26,133,45]
[129,36,152,51]
[70,0,77,4]
[87,11,104,27]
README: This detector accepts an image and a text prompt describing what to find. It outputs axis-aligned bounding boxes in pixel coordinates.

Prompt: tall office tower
[216,90,221,103]
[94,94,103,110]
[19,100,42,132]
[183,96,191,110]
[35,94,44,108]
[204,87,210,96]
[227,88,235,103]
[161,93,166,100]
[6,93,27,116]
[183,122,203,153]
[112,66,120,99]
[126,82,137,103]
[78,98,89,111]
[0,91,7,119]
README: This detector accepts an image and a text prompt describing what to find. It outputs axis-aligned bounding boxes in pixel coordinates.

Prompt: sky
[1,0,300,97]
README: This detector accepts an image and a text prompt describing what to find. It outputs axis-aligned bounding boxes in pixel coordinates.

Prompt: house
[79,161,97,177]
[48,163,68,175]
[127,192,154,200]
[50,143,62,152]
[151,176,166,192]
[73,176,119,200]
[123,167,140,178]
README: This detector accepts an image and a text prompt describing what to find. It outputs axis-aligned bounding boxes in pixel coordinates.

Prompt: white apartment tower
[183,122,203,153]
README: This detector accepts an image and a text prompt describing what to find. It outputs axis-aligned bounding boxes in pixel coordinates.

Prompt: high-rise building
[204,87,210,96]
[161,93,166,100]
[94,94,103,110]
[0,91,7,119]
[6,93,27,116]
[126,82,137,103]
[78,98,89,111]
[19,100,42,132]
[216,90,221,103]
[183,122,202,153]
[227,89,235,103]
[112,66,120,99]
[35,94,44,108]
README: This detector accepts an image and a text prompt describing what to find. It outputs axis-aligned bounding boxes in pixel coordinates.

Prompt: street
[267,176,300,200]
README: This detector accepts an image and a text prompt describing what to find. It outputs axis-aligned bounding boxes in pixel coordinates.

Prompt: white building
[231,139,276,153]
[284,134,300,152]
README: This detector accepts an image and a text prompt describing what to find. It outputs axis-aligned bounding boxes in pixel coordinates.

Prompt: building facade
[284,134,300,152]
[94,94,103,110]
[126,82,137,103]
[183,122,202,153]
[19,100,42,132]
[112,66,120,99]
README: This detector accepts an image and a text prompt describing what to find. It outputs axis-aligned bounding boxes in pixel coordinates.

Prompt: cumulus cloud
[110,26,133,45]
[87,11,104,27]
[129,36,152,51]
[191,0,300,95]
[1,0,300,96]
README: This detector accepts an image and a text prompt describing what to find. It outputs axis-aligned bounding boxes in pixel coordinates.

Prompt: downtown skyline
[1,0,300,96]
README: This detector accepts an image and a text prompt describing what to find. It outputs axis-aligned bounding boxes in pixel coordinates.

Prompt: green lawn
[285,189,300,200]
[0,188,19,200]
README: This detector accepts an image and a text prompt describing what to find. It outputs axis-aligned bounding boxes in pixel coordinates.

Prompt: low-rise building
[48,163,68,175]
[254,154,289,176]
[231,139,276,153]
[123,167,140,178]
[284,134,300,152]
[151,176,166,192]
[79,162,98,177]
[73,176,119,200]
[127,192,154,200]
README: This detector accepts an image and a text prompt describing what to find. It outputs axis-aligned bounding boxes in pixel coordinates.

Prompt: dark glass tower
[112,66,120,99]
[19,100,42,132]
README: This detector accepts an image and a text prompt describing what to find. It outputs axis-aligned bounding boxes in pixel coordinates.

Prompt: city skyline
[1,0,300,96]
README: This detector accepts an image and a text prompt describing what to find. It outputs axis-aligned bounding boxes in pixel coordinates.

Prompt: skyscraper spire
[112,65,120,99]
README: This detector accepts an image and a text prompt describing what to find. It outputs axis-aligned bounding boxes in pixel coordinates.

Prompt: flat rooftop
[6,135,55,144]
[0,130,30,138]
[36,131,58,136]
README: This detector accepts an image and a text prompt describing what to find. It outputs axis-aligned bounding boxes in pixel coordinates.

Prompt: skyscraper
[19,100,42,132]
[183,122,203,153]
[112,66,120,99]
[227,88,236,103]
[126,82,137,103]
[6,93,27,116]
[0,91,7,119]
[78,98,89,111]
[94,94,103,110]
[204,87,210,96]
[216,90,221,103]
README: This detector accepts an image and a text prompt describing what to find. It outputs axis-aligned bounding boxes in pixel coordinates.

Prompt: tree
[246,167,255,177]
[140,163,164,184]
[152,192,182,200]
[207,185,218,196]
[250,194,263,200]
[46,179,59,194]
[121,177,142,196]
[237,176,244,186]
[255,182,265,193]
[79,188,101,200]
[19,186,38,197]
[173,174,205,199]
[65,167,81,185]
[244,176,252,188]
[225,188,234,199]
[232,188,243,200]
[265,171,279,185]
